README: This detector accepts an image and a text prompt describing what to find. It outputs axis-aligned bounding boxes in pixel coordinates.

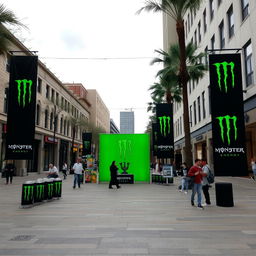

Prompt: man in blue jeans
[188,159,206,209]
[72,158,83,189]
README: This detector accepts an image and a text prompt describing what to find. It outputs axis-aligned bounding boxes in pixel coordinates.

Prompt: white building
[163,0,256,170]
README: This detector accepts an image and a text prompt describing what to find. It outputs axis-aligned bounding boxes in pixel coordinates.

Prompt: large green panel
[99,134,150,182]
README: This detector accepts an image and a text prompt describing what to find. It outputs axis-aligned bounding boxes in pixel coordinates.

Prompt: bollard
[34,179,45,203]
[53,178,62,198]
[215,182,234,207]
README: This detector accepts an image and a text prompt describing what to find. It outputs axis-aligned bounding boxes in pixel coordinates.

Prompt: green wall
[99,134,150,182]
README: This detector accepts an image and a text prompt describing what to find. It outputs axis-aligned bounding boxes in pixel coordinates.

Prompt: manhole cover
[10,235,35,241]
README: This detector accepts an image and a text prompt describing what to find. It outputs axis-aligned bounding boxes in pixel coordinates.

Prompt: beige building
[0,32,90,175]
[163,0,256,171]
[87,89,110,134]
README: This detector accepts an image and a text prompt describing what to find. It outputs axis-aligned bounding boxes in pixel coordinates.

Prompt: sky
[3,0,163,133]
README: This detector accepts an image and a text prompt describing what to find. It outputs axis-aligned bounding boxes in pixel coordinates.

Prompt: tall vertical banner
[209,54,247,176]
[156,103,174,158]
[6,56,38,159]
[152,123,158,156]
[82,133,92,156]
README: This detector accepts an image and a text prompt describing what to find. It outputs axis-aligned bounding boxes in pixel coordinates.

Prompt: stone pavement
[0,173,256,256]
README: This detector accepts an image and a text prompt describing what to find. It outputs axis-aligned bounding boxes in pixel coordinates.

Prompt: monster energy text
[216,115,237,145]
[213,62,235,93]
[15,79,33,107]
[158,116,171,137]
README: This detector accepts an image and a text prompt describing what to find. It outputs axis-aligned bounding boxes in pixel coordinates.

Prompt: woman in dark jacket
[109,161,120,189]
[4,162,16,184]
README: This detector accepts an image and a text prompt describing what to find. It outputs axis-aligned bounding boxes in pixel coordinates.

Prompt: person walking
[4,161,16,184]
[62,162,68,180]
[72,158,83,189]
[201,159,211,206]
[109,161,120,189]
[179,162,189,194]
[188,159,205,209]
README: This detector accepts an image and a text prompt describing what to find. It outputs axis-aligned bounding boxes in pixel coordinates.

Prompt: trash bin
[44,178,54,200]
[53,178,62,198]
[34,179,44,203]
[215,182,234,207]
[21,181,35,206]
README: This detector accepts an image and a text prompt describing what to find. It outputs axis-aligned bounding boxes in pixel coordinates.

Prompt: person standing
[179,162,189,194]
[188,159,205,209]
[251,158,256,180]
[62,162,68,180]
[201,159,211,206]
[4,161,16,184]
[72,158,83,189]
[109,161,120,189]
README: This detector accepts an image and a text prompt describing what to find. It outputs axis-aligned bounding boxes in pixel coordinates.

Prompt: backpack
[206,167,214,184]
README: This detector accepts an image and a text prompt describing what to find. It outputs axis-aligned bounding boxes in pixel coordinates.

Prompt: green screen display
[99,134,150,182]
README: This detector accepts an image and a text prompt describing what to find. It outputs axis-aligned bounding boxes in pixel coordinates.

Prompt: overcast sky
[3,0,163,133]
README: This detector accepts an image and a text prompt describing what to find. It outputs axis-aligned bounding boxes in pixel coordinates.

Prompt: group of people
[179,159,212,210]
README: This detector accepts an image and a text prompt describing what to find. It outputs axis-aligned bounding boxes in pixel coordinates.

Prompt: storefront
[44,136,58,171]
[59,140,69,170]
[27,139,40,172]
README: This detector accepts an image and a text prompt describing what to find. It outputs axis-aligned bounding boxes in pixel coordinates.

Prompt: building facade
[110,118,120,134]
[0,32,90,175]
[120,111,134,134]
[163,0,256,171]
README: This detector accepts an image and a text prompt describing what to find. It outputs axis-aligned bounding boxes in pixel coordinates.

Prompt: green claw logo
[83,141,90,148]
[216,115,238,145]
[213,62,235,93]
[118,140,132,173]
[15,79,33,107]
[158,116,171,137]
[55,182,62,195]
[23,185,34,201]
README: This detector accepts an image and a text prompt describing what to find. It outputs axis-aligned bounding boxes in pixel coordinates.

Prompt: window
[202,91,206,119]
[189,105,193,127]
[241,0,249,21]
[37,78,42,93]
[208,86,211,115]
[50,112,53,130]
[244,40,254,86]
[211,35,215,50]
[219,20,225,49]
[209,0,214,20]
[60,117,63,134]
[4,88,8,113]
[36,104,40,126]
[205,47,208,65]
[180,116,182,135]
[44,109,48,128]
[198,21,201,43]
[46,84,50,99]
[56,93,59,106]
[6,55,11,72]
[227,5,234,38]
[194,30,197,46]
[193,101,197,125]
[190,10,193,26]
[51,88,55,103]
[203,9,207,33]
[64,120,67,135]
[189,80,191,94]
[197,96,201,122]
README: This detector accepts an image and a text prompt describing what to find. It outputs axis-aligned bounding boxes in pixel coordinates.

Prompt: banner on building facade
[209,53,247,176]
[6,56,38,159]
[155,103,174,158]
[82,133,92,156]
[152,123,158,156]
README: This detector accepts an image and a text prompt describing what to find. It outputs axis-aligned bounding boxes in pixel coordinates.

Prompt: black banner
[155,103,174,158]
[6,56,38,159]
[152,123,158,156]
[82,133,92,156]
[209,54,247,176]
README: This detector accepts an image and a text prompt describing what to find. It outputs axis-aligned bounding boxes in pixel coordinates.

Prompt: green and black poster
[6,55,38,159]
[156,103,174,158]
[82,133,92,156]
[209,54,247,176]
[152,123,158,156]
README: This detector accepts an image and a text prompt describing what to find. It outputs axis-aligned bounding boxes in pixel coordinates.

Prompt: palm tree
[138,0,203,167]
[0,4,25,55]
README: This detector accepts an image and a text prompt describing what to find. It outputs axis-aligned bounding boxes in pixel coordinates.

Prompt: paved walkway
[0,173,256,255]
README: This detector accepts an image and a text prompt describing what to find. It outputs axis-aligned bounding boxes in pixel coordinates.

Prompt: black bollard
[215,182,234,207]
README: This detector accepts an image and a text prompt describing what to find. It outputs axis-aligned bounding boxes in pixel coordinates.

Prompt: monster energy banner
[6,56,38,159]
[82,133,92,156]
[209,54,247,176]
[156,104,174,158]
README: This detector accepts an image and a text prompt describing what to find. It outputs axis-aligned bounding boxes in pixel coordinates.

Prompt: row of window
[37,78,80,118]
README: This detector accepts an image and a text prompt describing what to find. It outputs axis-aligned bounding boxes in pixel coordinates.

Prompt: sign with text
[6,56,38,159]
[209,54,247,176]
[156,103,174,158]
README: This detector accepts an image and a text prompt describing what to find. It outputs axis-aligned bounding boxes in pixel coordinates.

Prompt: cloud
[60,30,86,52]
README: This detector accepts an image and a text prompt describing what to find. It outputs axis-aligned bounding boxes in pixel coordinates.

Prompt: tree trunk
[176,20,193,168]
